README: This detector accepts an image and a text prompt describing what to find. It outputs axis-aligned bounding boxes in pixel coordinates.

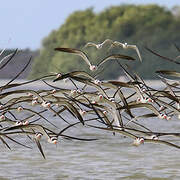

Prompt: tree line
[29,4,180,79]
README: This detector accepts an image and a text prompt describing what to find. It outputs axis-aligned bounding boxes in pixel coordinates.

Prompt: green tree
[29,4,180,80]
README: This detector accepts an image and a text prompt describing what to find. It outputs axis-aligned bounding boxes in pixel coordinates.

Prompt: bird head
[22,120,29,126]
[97,44,102,49]
[0,115,5,121]
[35,132,43,140]
[139,137,144,144]
[50,137,58,144]
[90,65,97,71]
[124,43,128,46]
[151,135,159,140]
[17,106,23,112]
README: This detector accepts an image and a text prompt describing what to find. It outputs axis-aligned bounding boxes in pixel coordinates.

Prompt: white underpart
[35,133,43,140]
[79,109,87,116]
[0,115,5,120]
[90,65,97,71]
[41,101,51,108]
[133,137,144,146]
[17,106,23,112]
[32,100,38,106]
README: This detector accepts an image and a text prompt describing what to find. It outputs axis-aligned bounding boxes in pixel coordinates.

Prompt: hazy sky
[1,0,179,50]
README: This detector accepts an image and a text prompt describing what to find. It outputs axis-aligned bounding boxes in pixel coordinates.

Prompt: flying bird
[55,47,97,71]
[84,39,113,49]
[109,42,142,62]
[54,47,135,71]
[96,54,135,68]
[34,132,46,159]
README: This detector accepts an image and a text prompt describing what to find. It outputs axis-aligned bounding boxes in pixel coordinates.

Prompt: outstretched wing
[97,54,135,68]
[128,45,142,62]
[55,47,92,67]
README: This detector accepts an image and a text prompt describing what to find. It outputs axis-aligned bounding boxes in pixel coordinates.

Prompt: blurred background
[1,0,180,79]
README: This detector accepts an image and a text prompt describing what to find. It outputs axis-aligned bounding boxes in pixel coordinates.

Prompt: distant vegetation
[29,4,180,80]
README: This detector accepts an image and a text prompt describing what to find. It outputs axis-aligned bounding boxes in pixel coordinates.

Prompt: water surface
[0,80,180,180]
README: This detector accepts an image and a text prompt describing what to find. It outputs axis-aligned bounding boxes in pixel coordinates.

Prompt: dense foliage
[29,4,180,79]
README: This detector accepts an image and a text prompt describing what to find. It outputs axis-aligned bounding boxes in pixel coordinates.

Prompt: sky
[1,0,180,50]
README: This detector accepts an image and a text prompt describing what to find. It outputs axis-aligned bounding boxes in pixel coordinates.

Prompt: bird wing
[156,70,180,78]
[61,134,98,141]
[97,54,135,68]
[3,134,32,149]
[101,39,113,46]
[84,42,97,48]
[55,100,84,125]
[113,41,124,47]
[55,47,92,67]
[118,103,160,116]
[154,98,180,115]
[87,124,138,139]
[4,124,50,139]
[144,139,180,149]
[0,136,11,150]
[108,41,124,50]
[57,121,81,136]
[34,138,46,159]
[128,45,142,62]
[145,46,180,65]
